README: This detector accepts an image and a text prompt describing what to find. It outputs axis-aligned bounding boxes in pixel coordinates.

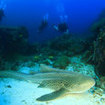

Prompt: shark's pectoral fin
[36,88,68,102]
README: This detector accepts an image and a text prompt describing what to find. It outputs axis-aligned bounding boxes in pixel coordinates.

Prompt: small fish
[0,64,95,102]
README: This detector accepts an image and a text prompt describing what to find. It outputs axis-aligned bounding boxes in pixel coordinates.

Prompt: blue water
[1,0,105,42]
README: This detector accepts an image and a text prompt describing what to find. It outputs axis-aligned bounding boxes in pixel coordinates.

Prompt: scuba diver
[53,22,69,33]
[0,0,6,22]
[0,9,5,22]
[53,15,69,33]
[37,14,49,33]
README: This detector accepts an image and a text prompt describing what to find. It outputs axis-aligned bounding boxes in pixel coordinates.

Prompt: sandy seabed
[0,78,105,105]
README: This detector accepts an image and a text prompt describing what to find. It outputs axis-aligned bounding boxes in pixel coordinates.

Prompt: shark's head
[40,64,95,93]
[78,76,95,92]
[68,75,95,93]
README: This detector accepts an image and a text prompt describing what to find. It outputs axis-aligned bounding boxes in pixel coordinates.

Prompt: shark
[0,64,95,102]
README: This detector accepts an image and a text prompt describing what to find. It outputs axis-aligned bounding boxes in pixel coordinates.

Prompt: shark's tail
[0,70,29,81]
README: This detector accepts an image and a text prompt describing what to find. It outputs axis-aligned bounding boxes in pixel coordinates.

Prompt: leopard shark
[0,64,95,102]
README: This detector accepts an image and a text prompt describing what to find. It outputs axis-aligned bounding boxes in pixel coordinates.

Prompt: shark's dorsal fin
[36,88,68,101]
[40,64,64,73]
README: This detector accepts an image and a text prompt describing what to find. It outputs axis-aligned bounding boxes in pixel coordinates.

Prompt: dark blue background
[1,0,105,42]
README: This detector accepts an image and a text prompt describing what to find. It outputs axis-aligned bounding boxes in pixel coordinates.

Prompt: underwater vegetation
[93,27,105,76]
[53,55,70,69]
[83,26,105,76]
[0,26,38,61]
[90,9,105,41]
[91,18,105,33]
[0,26,28,58]
[47,34,87,56]
[97,76,105,90]
[81,9,105,77]
[81,17,105,98]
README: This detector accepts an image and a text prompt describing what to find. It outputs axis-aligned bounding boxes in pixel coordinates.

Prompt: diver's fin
[40,64,64,73]
[36,88,68,102]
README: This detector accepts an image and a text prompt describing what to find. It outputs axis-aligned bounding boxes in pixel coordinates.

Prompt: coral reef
[91,9,105,34]
[0,26,38,61]
[92,27,105,76]
[91,18,105,33]
[53,55,70,69]
[0,26,28,58]
[97,76,105,90]
[82,13,105,76]
[47,34,87,56]
[82,27,105,76]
